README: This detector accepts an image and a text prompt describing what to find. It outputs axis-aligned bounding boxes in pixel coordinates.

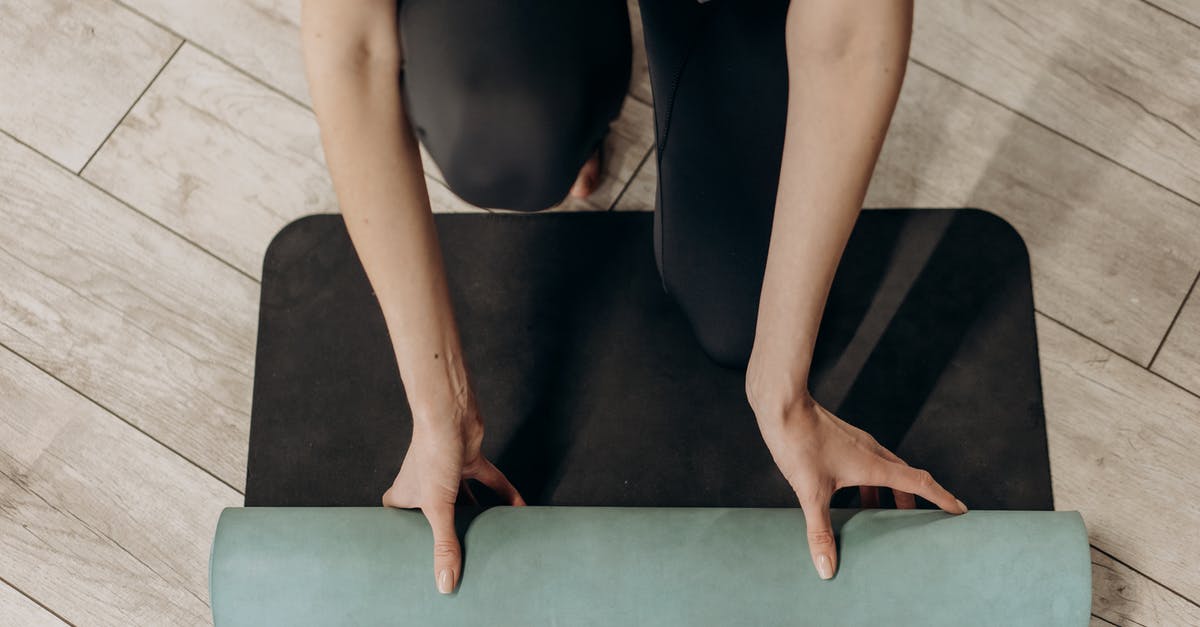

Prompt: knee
[429,93,584,212]
[399,1,629,213]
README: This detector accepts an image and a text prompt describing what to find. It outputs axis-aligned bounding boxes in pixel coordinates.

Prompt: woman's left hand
[745,368,967,581]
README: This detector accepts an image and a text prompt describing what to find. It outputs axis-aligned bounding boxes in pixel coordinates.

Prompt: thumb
[424,500,460,594]
[801,498,837,580]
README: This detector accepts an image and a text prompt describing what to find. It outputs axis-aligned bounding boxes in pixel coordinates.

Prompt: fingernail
[437,569,454,594]
[955,499,968,514]
[817,554,833,580]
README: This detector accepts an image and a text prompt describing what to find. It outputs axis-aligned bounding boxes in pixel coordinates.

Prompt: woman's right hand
[382,388,525,594]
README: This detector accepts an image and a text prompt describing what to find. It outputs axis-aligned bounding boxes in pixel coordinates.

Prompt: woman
[300,0,966,595]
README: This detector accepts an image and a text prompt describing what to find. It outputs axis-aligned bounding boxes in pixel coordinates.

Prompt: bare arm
[746,0,966,581]
[300,0,522,595]
[300,0,464,419]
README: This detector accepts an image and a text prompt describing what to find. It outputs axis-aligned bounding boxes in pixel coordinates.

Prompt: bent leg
[639,0,790,367]
[399,0,631,212]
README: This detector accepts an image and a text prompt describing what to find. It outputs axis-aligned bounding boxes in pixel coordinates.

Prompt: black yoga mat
[245,209,1052,511]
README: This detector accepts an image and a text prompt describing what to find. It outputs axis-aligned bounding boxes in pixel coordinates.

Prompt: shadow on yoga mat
[245,208,1052,511]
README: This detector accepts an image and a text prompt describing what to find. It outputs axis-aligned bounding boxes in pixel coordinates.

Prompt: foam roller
[209,506,1091,626]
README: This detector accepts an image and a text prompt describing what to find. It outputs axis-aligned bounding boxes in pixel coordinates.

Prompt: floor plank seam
[1091,543,1200,610]
[108,0,313,113]
[606,146,654,211]
[1140,0,1200,32]
[0,574,74,627]
[1148,267,1200,369]
[76,40,185,176]
[1034,309,1200,400]
[0,342,244,497]
[907,58,1200,211]
[0,127,259,285]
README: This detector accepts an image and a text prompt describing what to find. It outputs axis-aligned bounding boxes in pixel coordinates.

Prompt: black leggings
[400,0,790,369]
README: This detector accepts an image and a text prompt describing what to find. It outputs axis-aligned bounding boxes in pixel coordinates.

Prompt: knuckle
[433,540,459,560]
[915,469,935,490]
[807,529,836,546]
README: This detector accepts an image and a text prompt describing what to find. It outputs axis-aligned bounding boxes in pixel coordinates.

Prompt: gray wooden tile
[1039,313,1200,602]
[0,344,239,625]
[118,0,309,105]
[0,0,179,170]
[0,131,258,490]
[0,583,66,627]
[1152,283,1200,395]
[84,45,563,281]
[911,0,1200,204]
[82,43,335,278]
[1091,548,1200,625]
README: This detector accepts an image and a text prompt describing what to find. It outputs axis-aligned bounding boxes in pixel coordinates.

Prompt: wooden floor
[1,1,1198,625]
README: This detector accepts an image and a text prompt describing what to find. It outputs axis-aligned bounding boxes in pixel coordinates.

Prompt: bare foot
[568,148,602,199]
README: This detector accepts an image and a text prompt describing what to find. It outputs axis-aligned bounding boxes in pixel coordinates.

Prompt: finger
[469,459,527,506]
[859,485,880,509]
[862,439,918,508]
[800,498,838,580]
[893,487,917,509]
[878,462,966,514]
[423,501,461,594]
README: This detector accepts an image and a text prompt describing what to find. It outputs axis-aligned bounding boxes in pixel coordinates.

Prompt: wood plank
[1152,283,1200,395]
[82,43,337,278]
[911,0,1200,203]
[1150,0,1200,33]
[613,150,656,213]
[1091,547,1200,625]
[82,44,545,283]
[0,0,180,171]
[0,344,239,625]
[1038,313,1200,602]
[118,0,308,104]
[0,130,257,490]
[866,62,1200,365]
[120,0,653,109]
[0,581,66,627]
[628,0,653,106]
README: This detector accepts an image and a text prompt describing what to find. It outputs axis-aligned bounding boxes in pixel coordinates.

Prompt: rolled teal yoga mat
[209,506,1091,626]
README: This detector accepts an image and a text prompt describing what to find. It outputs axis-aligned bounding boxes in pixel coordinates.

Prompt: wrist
[398,349,474,428]
[745,348,813,422]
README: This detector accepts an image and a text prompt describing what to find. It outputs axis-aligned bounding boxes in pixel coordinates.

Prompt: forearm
[749,0,913,404]
[301,0,468,422]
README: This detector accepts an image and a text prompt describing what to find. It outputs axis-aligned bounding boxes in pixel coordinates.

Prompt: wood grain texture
[82,44,335,278]
[912,0,1200,202]
[0,344,239,625]
[628,0,653,106]
[119,0,654,111]
[1152,284,1200,395]
[0,0,180,171]
[0,131,257,491]
[84,44,553,281]
[866,61,1200,365]
[0,582,66,627]
[1091,547,1200,626]
[613,151,656,212]
[118,0,308,104]
[1149,0,1200,31]
[1038,313,1200,602]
